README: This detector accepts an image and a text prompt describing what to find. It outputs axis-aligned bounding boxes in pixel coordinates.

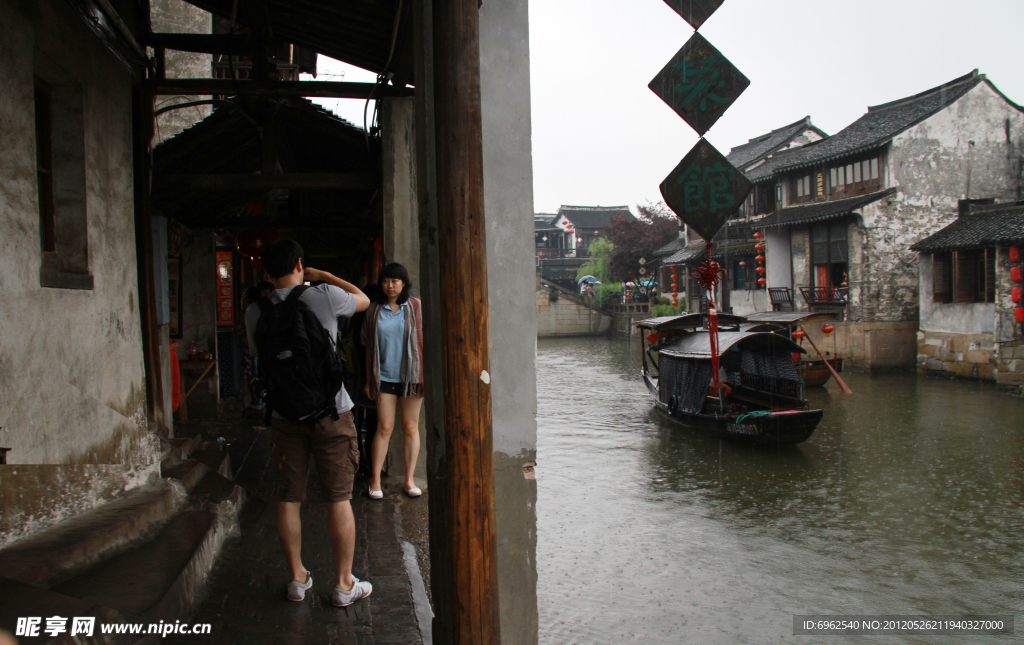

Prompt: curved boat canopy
[634,312,746,332]
[660,330,807,359]
[743,311,837,326]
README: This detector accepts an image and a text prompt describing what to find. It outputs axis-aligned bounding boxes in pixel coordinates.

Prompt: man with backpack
[244,238,372,607]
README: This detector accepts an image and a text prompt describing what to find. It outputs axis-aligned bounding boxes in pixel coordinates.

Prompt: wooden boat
[744,312,843,387]
[636,314,823,445]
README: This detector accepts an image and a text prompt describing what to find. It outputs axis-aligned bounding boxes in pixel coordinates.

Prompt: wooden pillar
[431,0,500,642]
[133,87,164,424]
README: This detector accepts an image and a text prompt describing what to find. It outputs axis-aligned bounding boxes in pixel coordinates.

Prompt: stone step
[0,480,186,588]
[0,577,151,645]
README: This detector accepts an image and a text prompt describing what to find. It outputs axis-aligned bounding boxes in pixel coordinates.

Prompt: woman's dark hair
[261,239,304,279]
[377,263,412,304]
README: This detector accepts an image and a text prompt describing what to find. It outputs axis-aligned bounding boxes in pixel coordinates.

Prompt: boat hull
[797,358,844,387]
[644,373,822,445]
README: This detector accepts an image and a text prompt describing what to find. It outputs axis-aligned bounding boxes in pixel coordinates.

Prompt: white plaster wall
[0,1,150,463]
[765,228,792,290]
[851,80,1024,323]
[917,256,995,334]
[728,289,768,317]
[480,0,540,640]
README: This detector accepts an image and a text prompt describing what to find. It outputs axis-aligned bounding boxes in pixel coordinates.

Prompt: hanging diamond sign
[661,0,726,31]
[660,138,751,242]
[649,32,749,137]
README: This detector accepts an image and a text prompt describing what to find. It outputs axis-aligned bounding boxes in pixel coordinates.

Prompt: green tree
[576,237,614,284]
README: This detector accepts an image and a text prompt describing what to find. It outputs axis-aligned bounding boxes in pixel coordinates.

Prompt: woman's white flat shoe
[405,487,422,497]
[369,488,383,500]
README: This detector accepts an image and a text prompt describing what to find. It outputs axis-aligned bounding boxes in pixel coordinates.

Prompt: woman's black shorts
[379,380,404,396]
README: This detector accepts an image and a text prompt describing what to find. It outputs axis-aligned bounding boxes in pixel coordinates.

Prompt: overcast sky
[309,0,1024,216]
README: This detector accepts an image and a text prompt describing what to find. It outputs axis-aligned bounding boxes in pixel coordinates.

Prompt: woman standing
[362,263,425,499]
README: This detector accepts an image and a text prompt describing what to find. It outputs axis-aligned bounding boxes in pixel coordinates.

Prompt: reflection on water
[536,336,1024,644]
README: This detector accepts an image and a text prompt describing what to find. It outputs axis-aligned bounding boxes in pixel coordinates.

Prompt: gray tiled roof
[557,205,632,230]
[911,203,1024,252]
[758,189,896,229]
[772,71,986,173]
[654,233,688,257]
[664,242,707,265]
[726,117,824,169]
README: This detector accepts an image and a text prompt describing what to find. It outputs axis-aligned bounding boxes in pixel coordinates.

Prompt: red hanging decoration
[753,231,763,239]
[1010,246,1021,263]
[739,260,746,268]
[1015,307,1024,324]
[1012,267,1022,283]
[646,333,659,344]
[756,266,766,274]
[754,243,764,252]
[672,301,679,306]
[1013,286,1022,303]
[671,283,678,290]
[755,254,765,263]
[822,324,835,335]
[689,241,727,395]
[757,277,766,286]
[792,329,806,340]
[671,273,678,281]
[235,228,280,269]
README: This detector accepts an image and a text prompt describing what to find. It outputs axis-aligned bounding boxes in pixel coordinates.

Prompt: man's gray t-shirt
[245,283,356,415]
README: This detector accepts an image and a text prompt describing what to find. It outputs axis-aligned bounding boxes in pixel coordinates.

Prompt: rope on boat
[734,411,772,424]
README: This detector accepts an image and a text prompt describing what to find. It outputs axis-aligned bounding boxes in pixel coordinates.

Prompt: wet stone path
[165,418,428,645]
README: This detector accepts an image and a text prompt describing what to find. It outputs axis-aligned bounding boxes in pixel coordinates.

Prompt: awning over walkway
[756,188,895,229]
[910,203,1024,252]
[152,96,379,236]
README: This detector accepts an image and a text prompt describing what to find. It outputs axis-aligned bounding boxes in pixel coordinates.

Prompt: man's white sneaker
[286,571,312,602]
[332,577,373,607]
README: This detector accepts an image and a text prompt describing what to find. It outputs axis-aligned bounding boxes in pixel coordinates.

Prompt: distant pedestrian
[361,263,425,500]
[245,238,373,608]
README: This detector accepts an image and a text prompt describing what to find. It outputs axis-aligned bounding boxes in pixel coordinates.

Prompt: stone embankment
[536,277,612,338]
[918,332,1024,386]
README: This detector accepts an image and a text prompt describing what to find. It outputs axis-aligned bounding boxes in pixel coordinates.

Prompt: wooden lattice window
[35,83,56,253]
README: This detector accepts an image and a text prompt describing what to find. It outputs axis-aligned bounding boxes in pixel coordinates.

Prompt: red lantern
[672,300,679,306]
[792,329,806,340]
[757,277,766,286]
[1016,307,1024,323]
[671,273,677,280]
[754,243,764,252]
[822,324,835,335]
[753,231,763,239]
[755,255,765,263]
[792,352,801,363]
[739,260,747,268]
[646,333,659,344]
[1013,286,1022,303]
[672,292,678,298]
[670,283,677,290]
[235,228,280,269]
[756,266,766,274]
[1010,246,1022,263]
[1013,267,1022,283]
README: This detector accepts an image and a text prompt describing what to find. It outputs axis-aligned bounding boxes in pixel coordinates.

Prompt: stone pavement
[165,416,431,645]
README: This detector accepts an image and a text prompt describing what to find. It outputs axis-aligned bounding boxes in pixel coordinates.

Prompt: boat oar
[798,326,853,394]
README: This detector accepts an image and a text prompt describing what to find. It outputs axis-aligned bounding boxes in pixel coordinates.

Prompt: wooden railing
[800,286,848,306]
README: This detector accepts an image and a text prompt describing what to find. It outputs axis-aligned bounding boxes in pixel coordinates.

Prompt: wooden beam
[146,33,254,55]
[149,79,413,99]
[180,217,365,230]
[433,0,501,642]
[155,173,377,191]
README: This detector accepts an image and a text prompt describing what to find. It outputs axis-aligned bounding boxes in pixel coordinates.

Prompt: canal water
[536,336,1023,644]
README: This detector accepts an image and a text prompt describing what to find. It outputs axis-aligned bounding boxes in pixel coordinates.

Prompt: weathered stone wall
[151,0,212,145]
[800,321,918,371]
[536,285,612,338]
[0,1,154,464]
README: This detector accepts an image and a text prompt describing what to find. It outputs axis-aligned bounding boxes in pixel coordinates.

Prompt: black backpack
[254,285,345,423]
